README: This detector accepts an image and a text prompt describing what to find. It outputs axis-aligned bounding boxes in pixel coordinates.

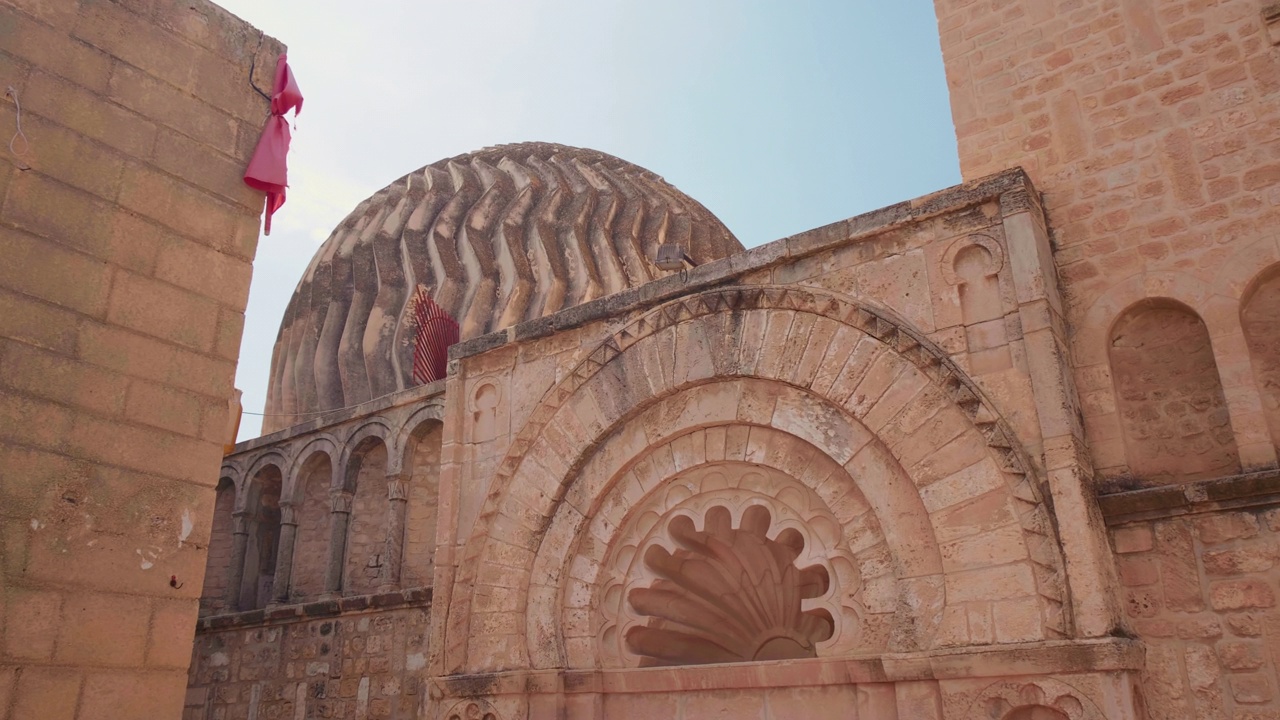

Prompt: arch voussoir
[448,285,1069,674]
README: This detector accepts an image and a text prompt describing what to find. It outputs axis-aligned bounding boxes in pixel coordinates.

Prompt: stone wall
[1102,473,1280,719]
[186,591,430,720]
[0,1,278,718]
[345,445,390,597]
[200,386,446,616]
[933,0,1280,480]
[290,465,332,601]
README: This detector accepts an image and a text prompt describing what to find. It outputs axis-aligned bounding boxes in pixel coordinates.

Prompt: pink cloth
[243,54,303,235]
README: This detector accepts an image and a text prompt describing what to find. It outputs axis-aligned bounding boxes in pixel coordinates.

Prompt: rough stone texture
[199,480,237,616]
[1107,497,1280,720]
[402,423,443,590]
[1109,300,1240,486]
[186,600,430,720]
[1243,269,1280,449]
[345,445,390,597]
[290,457,333,600]
[261,143,744,433]
[0,1,278,718]
[934,0,1280,477]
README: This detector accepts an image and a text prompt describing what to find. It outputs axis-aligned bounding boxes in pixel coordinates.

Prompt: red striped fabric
[411,287,459,384]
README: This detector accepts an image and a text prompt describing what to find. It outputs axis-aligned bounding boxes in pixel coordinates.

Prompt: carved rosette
[596,463,865,667]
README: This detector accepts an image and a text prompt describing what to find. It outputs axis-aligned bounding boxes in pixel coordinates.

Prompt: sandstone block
[1210,580,1276,610]
[56,591,151,667]
[12,666,81,720]
[1196,513,1262,545]
[0,223,112,317]
[1112,525,1155,553]
[3,589,62,661]
[1230,672,1274,704]
[78,669,189,720]
[25,70,159,158]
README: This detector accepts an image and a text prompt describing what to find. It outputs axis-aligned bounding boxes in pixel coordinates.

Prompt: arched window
[1109,299,1240,484]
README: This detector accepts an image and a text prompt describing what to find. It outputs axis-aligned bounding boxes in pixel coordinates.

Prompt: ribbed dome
[263,142,742,432]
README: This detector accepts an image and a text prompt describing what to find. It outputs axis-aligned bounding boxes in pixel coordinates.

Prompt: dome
[263,142,743,432]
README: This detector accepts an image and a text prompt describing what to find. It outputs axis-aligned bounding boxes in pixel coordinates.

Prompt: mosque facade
[189,1,1280,718]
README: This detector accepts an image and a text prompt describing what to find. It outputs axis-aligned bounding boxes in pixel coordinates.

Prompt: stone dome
[263,142,742,432]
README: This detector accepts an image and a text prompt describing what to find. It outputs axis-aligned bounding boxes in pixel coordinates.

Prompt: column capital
[231,510,251,535]
[279,503,299,526]
[329,490,355,513]
[388,478,409,502]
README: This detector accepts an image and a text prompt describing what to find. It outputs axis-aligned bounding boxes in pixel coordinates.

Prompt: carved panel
[969,679,1106,720]
[597,462,866,667]
[625,504,834,666]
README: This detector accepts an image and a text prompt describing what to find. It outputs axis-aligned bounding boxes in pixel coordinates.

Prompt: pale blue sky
[217,1,961,440]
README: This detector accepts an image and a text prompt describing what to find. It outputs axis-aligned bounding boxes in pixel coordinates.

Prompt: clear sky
[215,0,962,441]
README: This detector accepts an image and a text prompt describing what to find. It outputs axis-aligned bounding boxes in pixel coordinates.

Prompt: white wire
[4,86,30,169]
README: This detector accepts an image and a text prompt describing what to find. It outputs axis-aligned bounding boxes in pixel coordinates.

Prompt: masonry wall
[1105,485,1280,720]
[0,1,279,717]
[933,0,1280,481]
[186,598,431,720]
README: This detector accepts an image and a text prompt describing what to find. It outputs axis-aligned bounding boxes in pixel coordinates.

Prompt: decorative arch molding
[446,285,1068,674]
[219,462,242,487]
[397,402,446,452]
[1210,236,1280,303]
[338,419,396,486]
[397,403,447,476]
[1075,271,1214,367]
[237,451,288,512]
[968,678,1107,720]
[940,232,1005,286]
[284,435,340,502]
[529,380,1051,670]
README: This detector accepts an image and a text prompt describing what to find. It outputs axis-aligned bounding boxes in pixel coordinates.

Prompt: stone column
[379,476,410,592]
[224,510,251,612]
[271,503,299,605]
[323,490,354,596]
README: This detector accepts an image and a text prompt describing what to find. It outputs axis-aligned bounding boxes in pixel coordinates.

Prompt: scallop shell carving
[625,505,834,666]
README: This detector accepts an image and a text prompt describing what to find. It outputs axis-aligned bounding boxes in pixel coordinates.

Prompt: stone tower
[933,1,1280,717]
[934,0,1280,479]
